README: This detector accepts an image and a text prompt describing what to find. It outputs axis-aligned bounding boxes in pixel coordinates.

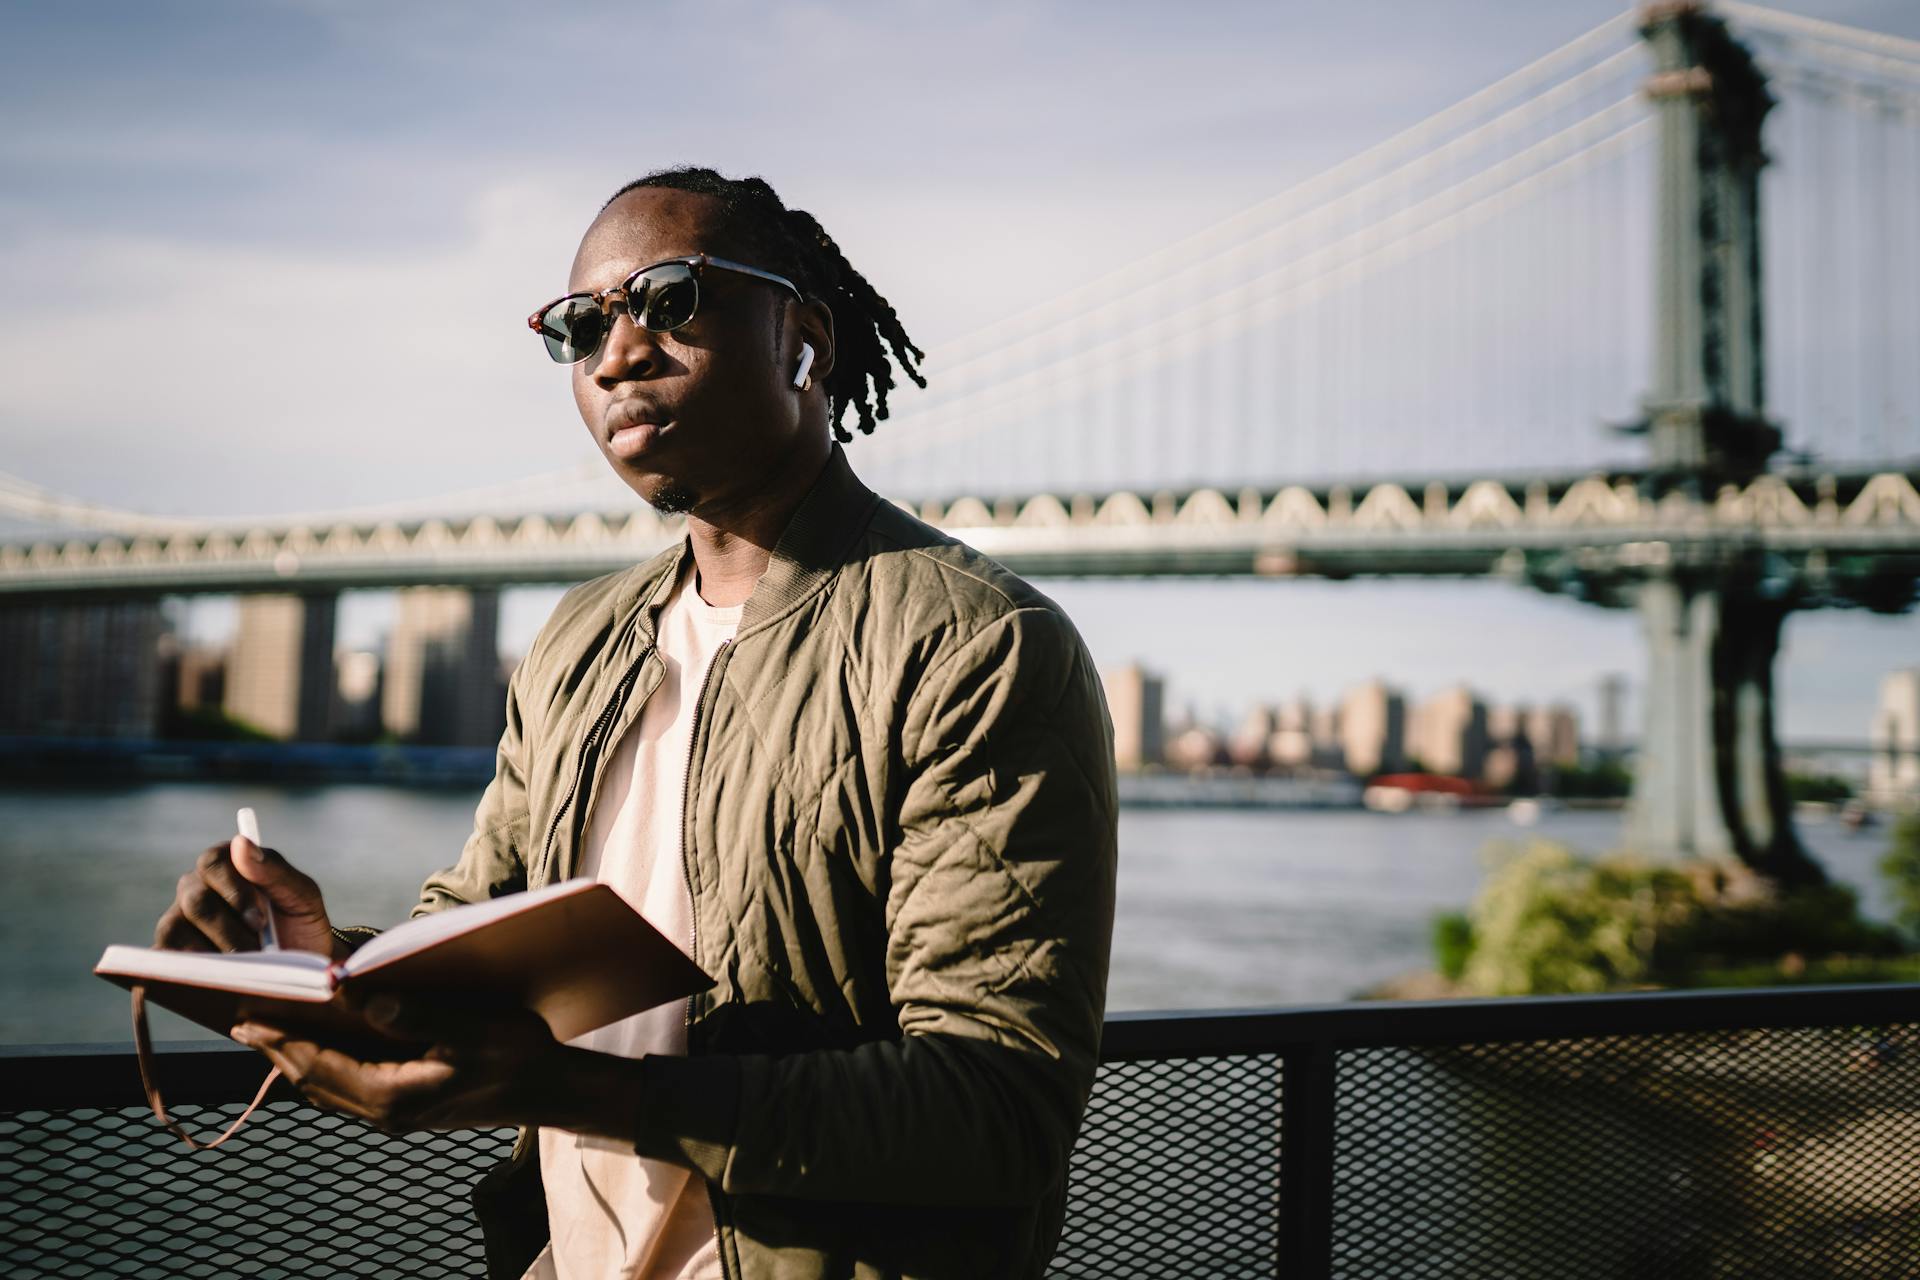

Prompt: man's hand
[229,994,646,1138]
[153,836,338,957]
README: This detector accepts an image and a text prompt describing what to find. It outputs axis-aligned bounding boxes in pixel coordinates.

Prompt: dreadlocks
[603,168,926,444]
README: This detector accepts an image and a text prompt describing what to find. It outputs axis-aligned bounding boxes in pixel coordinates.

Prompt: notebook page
[96,945,333,998]
[343,879,597,975]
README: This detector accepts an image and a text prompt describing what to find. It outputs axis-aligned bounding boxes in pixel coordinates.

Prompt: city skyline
[160,573,1919,744]
[151,590,1913,761]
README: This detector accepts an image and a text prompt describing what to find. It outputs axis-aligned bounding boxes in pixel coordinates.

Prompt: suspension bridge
[4,2,1919,879]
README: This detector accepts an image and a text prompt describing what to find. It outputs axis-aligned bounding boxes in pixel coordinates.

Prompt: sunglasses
[527,254,804,365]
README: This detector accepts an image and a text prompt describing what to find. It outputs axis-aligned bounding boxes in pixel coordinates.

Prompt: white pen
[236,807,279,952]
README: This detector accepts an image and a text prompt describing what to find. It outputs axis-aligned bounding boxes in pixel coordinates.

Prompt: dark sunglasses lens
[540,297,605,363]
[633,264,698,331]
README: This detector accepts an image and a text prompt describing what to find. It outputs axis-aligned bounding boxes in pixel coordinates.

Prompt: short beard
[646,483,699,516]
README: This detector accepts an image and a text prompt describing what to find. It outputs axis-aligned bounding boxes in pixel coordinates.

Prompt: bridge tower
[1624,2,1822,885]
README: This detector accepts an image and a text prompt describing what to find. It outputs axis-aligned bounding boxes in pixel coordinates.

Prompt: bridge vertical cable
[1727,2,1920,472]
[854,13,1657,504]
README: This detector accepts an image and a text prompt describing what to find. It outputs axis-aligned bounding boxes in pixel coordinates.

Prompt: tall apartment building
[1269,696,1317,769]
[383,587,503,747]
[1229,704,1278,769]
[1870,668,1920,804]
[332,649,383,742]
[172,643,226,713]
[1597,673,1628,758]
[1484,703,1537,792]
[1408,684,1489,778]
[1526,704,1581,768]
[1100,663,1165,772]
[1339,680,1406,776]
[225,593,337,741]
[0,600,167,739]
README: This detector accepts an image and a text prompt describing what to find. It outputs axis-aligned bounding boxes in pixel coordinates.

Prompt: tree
[1881,813,1920,943]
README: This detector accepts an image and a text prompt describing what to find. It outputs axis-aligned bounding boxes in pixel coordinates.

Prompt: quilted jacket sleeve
[630,604,1120,1206]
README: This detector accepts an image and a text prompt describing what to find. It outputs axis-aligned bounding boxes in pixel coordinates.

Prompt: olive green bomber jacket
[409,446,1119,1278]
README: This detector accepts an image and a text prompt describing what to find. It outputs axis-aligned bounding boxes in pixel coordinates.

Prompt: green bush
[1445,840,1907,997]
[1459,843,1694,995]
[1882,813,1920,942]
[1784,771,1853,804]
[1433,912,1474,982]
[161,704,276,743]
[1545,761,1632,799]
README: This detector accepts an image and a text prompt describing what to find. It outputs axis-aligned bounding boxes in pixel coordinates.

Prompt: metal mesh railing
[4,985,1918,1278]
[1330,1027,1920,1279]
[1052,1053,1284,1277]
[2,1099,509,1278]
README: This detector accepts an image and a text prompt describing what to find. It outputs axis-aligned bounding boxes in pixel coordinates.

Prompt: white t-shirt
[525,564,738,1280]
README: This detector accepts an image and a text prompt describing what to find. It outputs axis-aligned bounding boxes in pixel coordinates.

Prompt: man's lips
[605,408,674,460]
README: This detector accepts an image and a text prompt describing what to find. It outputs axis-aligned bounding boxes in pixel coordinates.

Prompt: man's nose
[592,311,664,386]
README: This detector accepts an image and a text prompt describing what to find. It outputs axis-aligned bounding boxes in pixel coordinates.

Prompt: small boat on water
[1361,772,1505,813]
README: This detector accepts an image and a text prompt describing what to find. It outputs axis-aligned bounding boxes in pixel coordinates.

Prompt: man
[152,167,1119,1279]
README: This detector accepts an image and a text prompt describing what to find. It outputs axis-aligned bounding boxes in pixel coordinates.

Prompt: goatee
[647,484,698,516]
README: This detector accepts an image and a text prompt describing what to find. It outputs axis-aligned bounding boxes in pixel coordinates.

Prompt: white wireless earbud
[792,342,815,391]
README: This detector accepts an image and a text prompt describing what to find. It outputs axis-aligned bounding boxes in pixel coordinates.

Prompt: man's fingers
[238,1032,379,1122]
[233,1023,454,1131]
[194,848,262,920]
[152,906,217,952]
[229,837,327,922]
[172,869,259,952]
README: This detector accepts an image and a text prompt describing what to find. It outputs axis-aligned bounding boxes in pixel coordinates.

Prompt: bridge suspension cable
[925,11,1640,370]
[924,43,1647,391]
[1722,2,1920,66]
[0,461,614,537]
[0,473,198,536]
[866,92,1653,473]
[1725,3,1920,472]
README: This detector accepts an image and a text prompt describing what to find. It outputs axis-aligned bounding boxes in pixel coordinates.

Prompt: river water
[0,783,1898,1045]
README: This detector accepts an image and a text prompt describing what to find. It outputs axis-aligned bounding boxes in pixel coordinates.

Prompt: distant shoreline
[0,735,495,789]
[0,737,1628,812]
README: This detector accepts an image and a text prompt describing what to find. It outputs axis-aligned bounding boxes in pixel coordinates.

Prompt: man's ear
[794,300,835,382]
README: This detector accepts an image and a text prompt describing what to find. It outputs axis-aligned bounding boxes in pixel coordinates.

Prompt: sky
[7,0,1920,740]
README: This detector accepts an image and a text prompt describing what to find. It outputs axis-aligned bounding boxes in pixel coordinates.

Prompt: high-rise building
[1870,669,1920,804]
[1100,663,1165,772]
[383,587,503,747]
[1408,684,1489,778]
[1483,703,1537,791]
[1597,673,1628,759]
[1527,704,1581,768]
[1228,705,1277,769]
[1163,722,1226,772]
[1269,695,1318,769]
[225,593,338,741]
[1339,680,1406,776]
[333,649,383,742]
[0,601,166,739]
[173,644,226,713]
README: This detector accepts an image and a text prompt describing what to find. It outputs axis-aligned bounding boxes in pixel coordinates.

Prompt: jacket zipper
[680,638,731,1024]
[540,648,652,880]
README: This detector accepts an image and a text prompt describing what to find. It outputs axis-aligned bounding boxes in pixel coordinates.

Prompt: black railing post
[1279,1039,1336,1279]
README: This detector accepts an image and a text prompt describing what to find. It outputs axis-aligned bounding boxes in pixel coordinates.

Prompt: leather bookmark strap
[131,985,281,1152]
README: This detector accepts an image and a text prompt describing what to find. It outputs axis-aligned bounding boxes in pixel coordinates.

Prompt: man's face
[567,188,808,515]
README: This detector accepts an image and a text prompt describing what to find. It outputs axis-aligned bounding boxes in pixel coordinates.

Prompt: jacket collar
[609,442,881,639]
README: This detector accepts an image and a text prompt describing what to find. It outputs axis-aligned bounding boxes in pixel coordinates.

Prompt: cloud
[0,175,608,515]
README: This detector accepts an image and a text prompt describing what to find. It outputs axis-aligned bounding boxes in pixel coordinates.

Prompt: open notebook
[96,878,713,1046]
